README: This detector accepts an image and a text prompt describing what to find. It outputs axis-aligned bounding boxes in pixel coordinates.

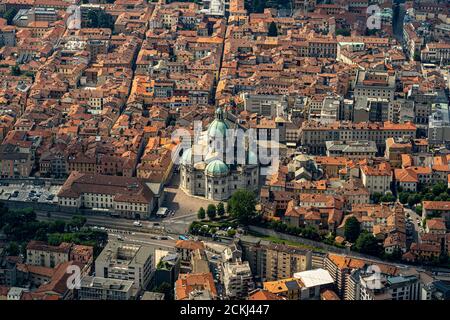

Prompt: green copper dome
[247,150,258,165]
[181,148,192,165]
[205,159,229,177]
[208,107,229,139]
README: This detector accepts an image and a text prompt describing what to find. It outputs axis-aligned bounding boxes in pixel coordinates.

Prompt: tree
[227,229,236,237]
[87,10,99,28]
[268,21,278,37]
[398,192,409,204]
[165,114,177,127]
[207,204,217,219]
[6,242,20,256]
[371,192,383,204]
[415,204,423,216]
[11,65,21,76]
[436,192,450,201]
[336,28,350,36]
[407,194,422,207]
[217,202,225,217]
[155,282,173,300]
[344,216,361,242]
[97,11,114,29]
[302,226,320,241]
[423,193,435,201]
[197,207,206,220]
[388,247,403,261]
[380,192,396,203]
[354,232,381,257]
[3,8,18,25]
[432,182,448,197]
[251,0,265,13]
[227,189,257,224]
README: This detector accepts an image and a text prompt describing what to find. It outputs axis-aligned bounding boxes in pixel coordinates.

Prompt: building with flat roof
[325,140,377,159]
[293,268,334,300]
[95,241,154,292]
[354,70,396,101]
[77,276,134,300]
[223,261,254,299]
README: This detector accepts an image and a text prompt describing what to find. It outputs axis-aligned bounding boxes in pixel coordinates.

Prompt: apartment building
[0,248,17,286]
[77,276,134,300]
[292,0,316,11]
[299,121,417,155]
[0,144,33,178]
[385,138,413,168]
[360,162,393,195]
[293,268,335,300]
[26,241,93,269]
[0,25,15,47]
[307,37,337,59]
[347,270,422,300]
[422,201,450,230]
[95,241,154,291]
[421,42,450,63]
[428,103,450,145]
[353,97,390,123]
[175,240,205,263]
[239,236,312,282]
[154,252,181,289]
[241,93,288,118]
[222,261,254,299]
[325,254,399,298]
[325,140,377,159]
[354,70,396,102]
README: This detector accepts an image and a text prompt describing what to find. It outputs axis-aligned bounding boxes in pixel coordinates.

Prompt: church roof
[205,159,229,177]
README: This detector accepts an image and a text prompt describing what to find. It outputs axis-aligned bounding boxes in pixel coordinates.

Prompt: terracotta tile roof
[426,218,446,231]
[321,289,340,300]
[263,278,303,294]
[175,240,205,251]
[248,289,286,301]
[423,201,450,211]
[175,273,217,300]
[327,254,399,275]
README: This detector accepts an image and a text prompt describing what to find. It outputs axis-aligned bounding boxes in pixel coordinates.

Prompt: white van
[133,221,142,227]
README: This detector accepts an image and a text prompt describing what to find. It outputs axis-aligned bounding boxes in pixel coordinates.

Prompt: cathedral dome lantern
[208,107,229,140]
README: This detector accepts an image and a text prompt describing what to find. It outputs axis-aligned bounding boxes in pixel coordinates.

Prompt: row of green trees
[344,216,385,257]
[86,10,115,29]
[0,205,107,256]
[398,181,450,207]
[245,0,290,14]
[197,202,225,220]
[197,189,258,223]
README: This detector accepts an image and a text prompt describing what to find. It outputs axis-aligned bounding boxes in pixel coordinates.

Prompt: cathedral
[179,107,259,201]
